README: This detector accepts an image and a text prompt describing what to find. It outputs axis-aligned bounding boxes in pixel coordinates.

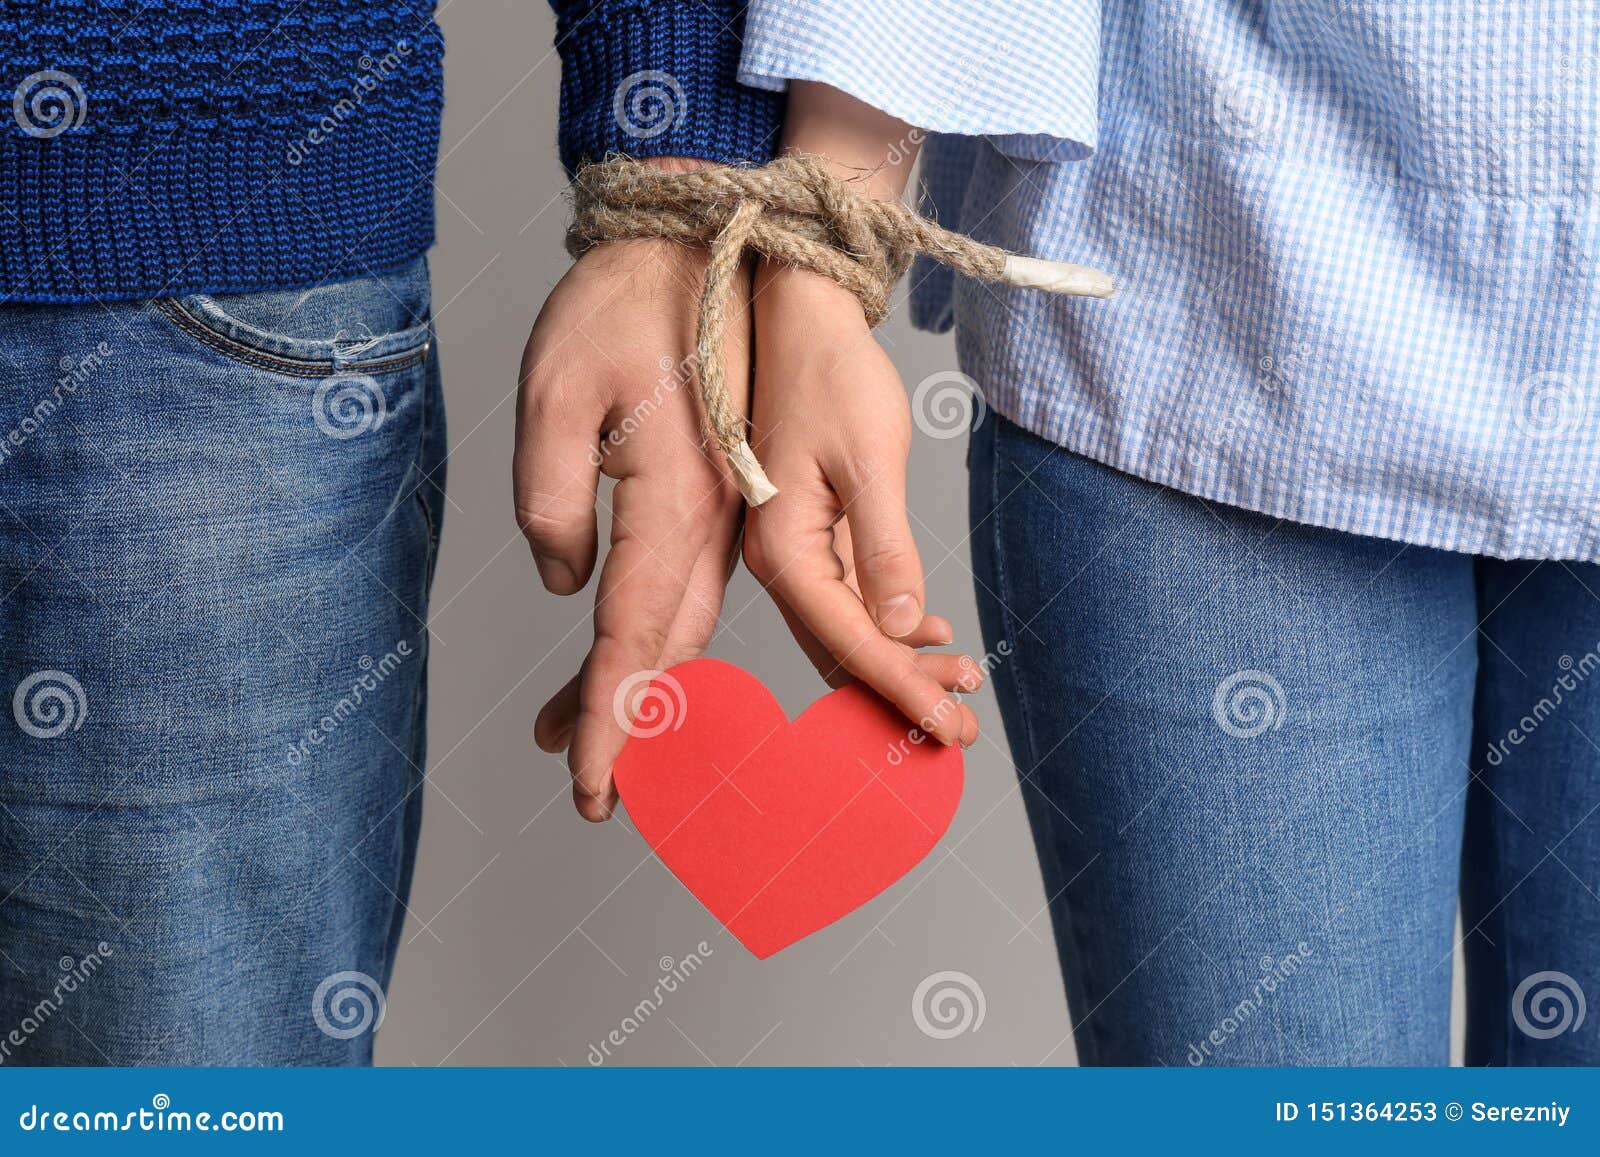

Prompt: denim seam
[1482,614,1517,1067]
[410,337,441,555]
[377,339,441,992]
[987,423,1100,1064]
[153,298,431,378]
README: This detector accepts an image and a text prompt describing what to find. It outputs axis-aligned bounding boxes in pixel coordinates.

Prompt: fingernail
[535,554,579,593]
[875,594,922,638]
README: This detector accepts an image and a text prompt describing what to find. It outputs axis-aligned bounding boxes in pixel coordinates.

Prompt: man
[0,0,963,1065]
[0,0,447,1065]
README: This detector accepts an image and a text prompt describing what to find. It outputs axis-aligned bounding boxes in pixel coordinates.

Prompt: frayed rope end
[1001,255,1115,298]
[727,440,780,506]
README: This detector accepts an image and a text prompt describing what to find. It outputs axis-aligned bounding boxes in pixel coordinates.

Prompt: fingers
[566,473,719,821]
[537,515,737,770]
[659,495,743,654]
[907,653,981,744]
[785,575,970,745]
[906,614,955,648]
[535,671,582,753]
[513,358,603,595]
[832,458,926,638]
[759,581,981,746]
[768,587,855,689]
[827,521,952,649]
[919,652,985,695]
[544,514,974,812]
[770,582,957,687]
[746,496,971,746]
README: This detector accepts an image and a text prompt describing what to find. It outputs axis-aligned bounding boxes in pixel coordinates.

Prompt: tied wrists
[565,152,1114,506]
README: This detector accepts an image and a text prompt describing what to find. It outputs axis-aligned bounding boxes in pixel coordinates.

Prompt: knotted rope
[567,153,1114,505]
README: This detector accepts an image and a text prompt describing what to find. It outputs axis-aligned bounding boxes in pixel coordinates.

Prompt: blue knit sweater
[549,1,780,176]
[0,1,444,303]
[0,1,773,303]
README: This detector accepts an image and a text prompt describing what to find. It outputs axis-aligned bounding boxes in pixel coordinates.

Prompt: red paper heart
[613,659,964,958]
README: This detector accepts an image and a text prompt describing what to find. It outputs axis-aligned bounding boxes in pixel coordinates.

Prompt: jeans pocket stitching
[154,298,431,378]
[409,366,442,558]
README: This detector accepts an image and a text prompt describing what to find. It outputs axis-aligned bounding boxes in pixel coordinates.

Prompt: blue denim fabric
[0,260,444,1065]
[971,413,1600,1066]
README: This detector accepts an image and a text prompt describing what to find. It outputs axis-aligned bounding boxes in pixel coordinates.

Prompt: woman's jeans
[971,413,1600,1066]
[0,260,444,1064]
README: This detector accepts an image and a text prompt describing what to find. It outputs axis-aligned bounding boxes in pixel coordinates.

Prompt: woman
[529,1,1600,1064]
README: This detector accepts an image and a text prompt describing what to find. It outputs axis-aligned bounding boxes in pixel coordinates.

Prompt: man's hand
[742,263,981,746]
[516,213,748,821]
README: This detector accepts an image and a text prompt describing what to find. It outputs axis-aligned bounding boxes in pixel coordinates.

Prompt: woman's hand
[516,181,750,821]
[742,263,981,746]
[740,80,980,746]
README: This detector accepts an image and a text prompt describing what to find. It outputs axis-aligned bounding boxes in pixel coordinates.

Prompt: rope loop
[568,153,1113,505]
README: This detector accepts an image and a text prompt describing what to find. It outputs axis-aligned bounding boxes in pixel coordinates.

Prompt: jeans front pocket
[154,257,433,377]
[139,256,442,626]
[0,260,444,1062]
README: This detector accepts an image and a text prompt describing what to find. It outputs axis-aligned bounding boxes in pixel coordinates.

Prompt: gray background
[382,0,1460,1066]
[379,0,1074,1066]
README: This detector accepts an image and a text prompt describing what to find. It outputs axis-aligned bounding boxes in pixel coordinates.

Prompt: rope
[567,153,1114,505]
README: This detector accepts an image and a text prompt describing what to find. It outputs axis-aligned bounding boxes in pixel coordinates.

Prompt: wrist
[780,81,917,203]
[638,155,719,174]
[753,258,866,329]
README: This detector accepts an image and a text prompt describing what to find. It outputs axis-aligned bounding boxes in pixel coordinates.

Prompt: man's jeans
[0,260,444,1064]
[971,412,1600,1066]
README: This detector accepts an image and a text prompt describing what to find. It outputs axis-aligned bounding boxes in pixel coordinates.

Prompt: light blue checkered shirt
[740,1,1600,560]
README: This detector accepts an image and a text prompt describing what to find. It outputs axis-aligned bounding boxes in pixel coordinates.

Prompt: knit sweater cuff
[552,1,783,174]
